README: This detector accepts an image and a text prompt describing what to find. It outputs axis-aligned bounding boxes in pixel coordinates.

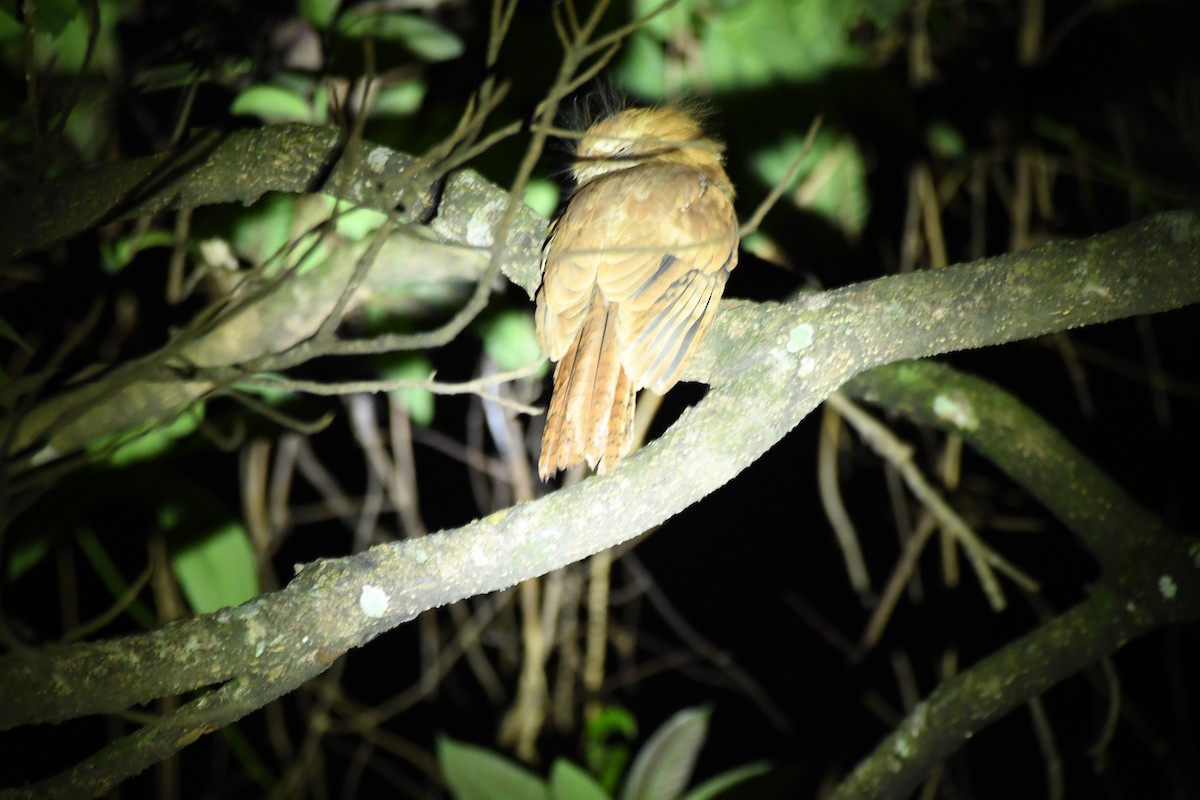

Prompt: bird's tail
[538,299,635,480]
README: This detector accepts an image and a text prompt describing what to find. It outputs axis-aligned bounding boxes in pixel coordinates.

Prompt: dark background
[2,1,1198,798]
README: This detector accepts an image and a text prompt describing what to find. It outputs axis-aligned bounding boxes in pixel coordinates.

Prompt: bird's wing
[536,162,739,392]
[597,164,739,394]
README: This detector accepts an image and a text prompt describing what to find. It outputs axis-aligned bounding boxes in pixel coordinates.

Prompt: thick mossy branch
[1,122,1198,798]
[828,359,1198,799]
[829,547,1199,800]
[845,361,1168,570]
[2,213,1196,728]
[0,124,545,289]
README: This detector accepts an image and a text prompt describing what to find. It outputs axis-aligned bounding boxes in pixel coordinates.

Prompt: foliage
[441,708,769,800]
[0,0,1198,799]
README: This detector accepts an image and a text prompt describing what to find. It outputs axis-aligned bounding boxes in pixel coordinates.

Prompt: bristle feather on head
[563,79,631,141]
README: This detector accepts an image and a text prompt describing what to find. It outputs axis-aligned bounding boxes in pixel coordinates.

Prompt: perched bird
[535,104,740,479]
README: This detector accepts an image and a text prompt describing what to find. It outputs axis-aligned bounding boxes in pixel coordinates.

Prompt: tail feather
[539,298,635,479]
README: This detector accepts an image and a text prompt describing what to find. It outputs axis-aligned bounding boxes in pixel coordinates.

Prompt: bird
[535,104,740,480]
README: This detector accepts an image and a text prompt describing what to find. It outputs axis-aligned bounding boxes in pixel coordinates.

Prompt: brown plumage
[535,105,740,479]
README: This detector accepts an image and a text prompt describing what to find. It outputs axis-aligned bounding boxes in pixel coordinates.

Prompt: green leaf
[615,32,666,99]
[377,354,435,426]
[927,119,966,159]
[372,79,426,117]
[479,310,547,374]
[860,0,911,29]
[588,706,639,741]
[228,193,298,266]
[331,202,388,241]
[586,706,638,793]
[6,529,52,582]
[94,403,205,467]
[33,0,80,37]
[438,737,549,800]
[0,314,30,353]
[523,178,560,221]
[161,480,261,615]
[301,0,341,29]
[549,760,611,800]
[338,12,463,62]
[233,372,297,406]
[624,0,874,94]
[751,131,868,239]
[100,227,175,273]
[680,763,772,800]
[621,707,711,800]
[230,84,314,123]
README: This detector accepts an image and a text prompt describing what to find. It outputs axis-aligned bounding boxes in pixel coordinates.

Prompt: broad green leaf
[681,762,772,800]
[32,0,79,37]
[301,0,341,29]
[523,178,560,220]
[860,0,911,28]
[438,737,549,800]
[377,354,435,426]
[169,519,259,615]
[621,707,711,800]
[161,480,260,615]
[231,84,314,123]
[228,193,298,266]
[94,403,205,467]
[338,12,463,62]
[751,131,868,239]
[615,33,666,99]
[372,79,426,117]
[479,310,547,375]
[624,0,882,94]
[330,202,388,241]
[549,760,611,800]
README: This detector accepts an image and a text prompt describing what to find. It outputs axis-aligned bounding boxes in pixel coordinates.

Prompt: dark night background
[1,0,1199,798]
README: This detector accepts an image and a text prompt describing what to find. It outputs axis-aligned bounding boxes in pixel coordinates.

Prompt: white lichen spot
[797,355,816,377]
[255,641,265,658]
[465,201,502,248]
[786,322,815,353]
[932,393,979,431]
[892,735,911,759]
[767,346,793,373]
[359,584,391,618]
[1080,283,1109,303]
[470,542,491,567]
[1158,574,1177,600]
[366,147,390,173]
[1126,601,1137,613]
[409,543,431,565]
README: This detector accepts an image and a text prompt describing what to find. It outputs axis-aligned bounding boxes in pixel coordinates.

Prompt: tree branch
[1,210,1197,797]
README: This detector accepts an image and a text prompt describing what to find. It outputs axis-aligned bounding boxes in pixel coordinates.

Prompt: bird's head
[570,106,726,185]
